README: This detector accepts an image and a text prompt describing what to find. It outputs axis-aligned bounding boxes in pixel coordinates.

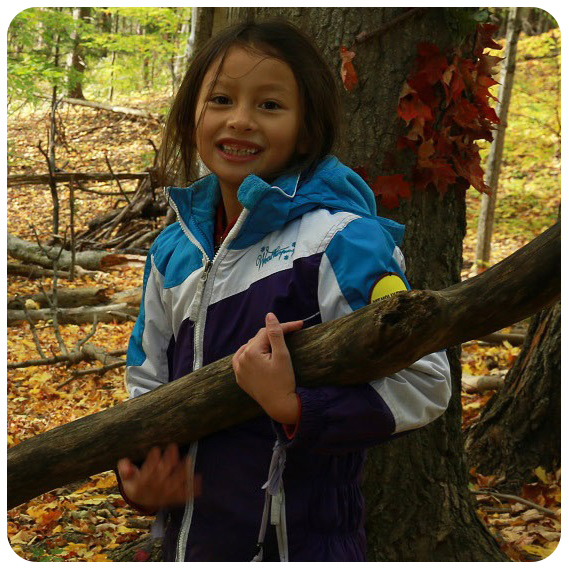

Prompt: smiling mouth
[218,143,262,156]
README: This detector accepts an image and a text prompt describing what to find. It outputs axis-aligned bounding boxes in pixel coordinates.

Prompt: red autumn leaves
[344,23,502,209]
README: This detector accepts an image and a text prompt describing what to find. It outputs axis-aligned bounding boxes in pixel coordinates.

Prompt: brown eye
[211,95,231,105]
[260,101,280,110]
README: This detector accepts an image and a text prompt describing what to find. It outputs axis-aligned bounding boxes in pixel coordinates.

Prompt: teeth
[221,144,259,156]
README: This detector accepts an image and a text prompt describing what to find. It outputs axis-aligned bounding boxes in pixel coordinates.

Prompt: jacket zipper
[174,205,249,561]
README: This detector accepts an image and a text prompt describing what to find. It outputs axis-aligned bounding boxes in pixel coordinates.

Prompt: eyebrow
[207,78,294,96]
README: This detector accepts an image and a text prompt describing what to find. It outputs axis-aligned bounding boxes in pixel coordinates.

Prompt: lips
[216,139,263,161]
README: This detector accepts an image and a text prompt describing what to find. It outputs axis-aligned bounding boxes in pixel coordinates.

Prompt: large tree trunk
[220,6,504,561]
[465,302,561,492]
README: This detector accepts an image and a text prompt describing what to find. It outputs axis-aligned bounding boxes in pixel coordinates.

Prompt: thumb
[265,312,287,356]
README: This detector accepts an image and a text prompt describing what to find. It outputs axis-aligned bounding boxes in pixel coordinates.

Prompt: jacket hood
[166,156,404,251]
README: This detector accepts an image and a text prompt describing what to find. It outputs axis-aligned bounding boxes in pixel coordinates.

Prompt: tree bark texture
[7,233,130,271]
[221,7,504,560]
[7,303,139,326]
[465,301,561,492]
[8,172,148,187]
[7,287,110,310]
[66,7,90,99]
[60,97,157,120]
[7,222,560,516]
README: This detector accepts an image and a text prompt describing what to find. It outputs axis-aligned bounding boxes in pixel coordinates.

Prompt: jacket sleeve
[125,245,173,398]
[275,216,451,453]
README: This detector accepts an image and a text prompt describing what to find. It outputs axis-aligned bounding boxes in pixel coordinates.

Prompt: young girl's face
[194,46,303,196]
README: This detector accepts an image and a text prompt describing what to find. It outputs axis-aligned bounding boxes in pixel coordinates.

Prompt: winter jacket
[124,156,451,561]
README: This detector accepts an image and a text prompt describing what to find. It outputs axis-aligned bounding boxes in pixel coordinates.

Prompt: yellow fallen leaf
[10,529,36,545]
[534,466,549,484]
[30,371,51,384]
[25,298,41,310]
[90,553,112,562]
[521,544,552,558]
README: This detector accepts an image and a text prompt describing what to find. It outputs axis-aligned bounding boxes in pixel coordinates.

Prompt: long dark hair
[157,19,341,187]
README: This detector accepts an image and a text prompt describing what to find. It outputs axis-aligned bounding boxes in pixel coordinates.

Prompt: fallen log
[7,223,560,510]
[7,233,129,271]
[7,343,125,371]
[7,303,139,326]
[475,332,526,346]
[462,373,505,393]
[8,262,77,279]
[60,96,158,120]
[8,287,110,310]
[7,172,149,187]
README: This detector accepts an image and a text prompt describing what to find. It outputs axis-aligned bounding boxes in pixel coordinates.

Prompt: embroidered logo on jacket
[256,242,296,270]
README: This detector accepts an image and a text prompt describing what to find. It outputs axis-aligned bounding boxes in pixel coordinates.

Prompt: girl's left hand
[232,313,303,425]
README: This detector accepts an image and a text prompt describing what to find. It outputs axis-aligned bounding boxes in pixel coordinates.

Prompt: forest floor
[7,89,560,561]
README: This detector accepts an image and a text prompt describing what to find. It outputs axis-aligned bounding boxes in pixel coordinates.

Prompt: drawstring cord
[252,441,289,562]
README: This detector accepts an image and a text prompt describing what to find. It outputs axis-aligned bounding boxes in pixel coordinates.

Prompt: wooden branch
[8,342,122,371]
[475,332,526,346]
[60,96,158,120]
[7,233,130,271]
[8,287,110,310]
[354,8,427,45]
[104,154,130,204]
[7,223,560,510]
[471,489,558,517]
[8,262,74,279]
[462,373,504,393]
[7,172,149,188]
[7,303,139,326]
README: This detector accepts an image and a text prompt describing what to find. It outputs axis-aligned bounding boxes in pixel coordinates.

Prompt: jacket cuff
[281,393,302,439]
[274,387,328,448]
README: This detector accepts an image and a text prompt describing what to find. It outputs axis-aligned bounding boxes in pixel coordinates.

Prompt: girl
[117,20,451,562]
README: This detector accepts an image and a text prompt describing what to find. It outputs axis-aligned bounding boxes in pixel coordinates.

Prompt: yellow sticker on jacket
[369,273,407,303]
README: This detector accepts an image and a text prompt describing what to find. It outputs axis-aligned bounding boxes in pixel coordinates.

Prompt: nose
[227,103,255,132]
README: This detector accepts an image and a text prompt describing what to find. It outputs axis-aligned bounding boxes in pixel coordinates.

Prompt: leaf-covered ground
[7,30,560,562]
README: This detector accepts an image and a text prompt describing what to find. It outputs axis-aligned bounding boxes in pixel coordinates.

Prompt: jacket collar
[165,156,404,251]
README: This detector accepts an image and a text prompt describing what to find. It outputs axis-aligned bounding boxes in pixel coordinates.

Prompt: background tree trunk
[218,7,505,561]
[475,7,522,271]
[67,7,91,99]
[465,302,561,492]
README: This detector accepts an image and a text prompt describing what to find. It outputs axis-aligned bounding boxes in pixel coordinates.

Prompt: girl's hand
[117,444,197,512]
[232,313,303,424]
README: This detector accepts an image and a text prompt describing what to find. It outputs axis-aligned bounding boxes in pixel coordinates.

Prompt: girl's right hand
[117,443,196,512]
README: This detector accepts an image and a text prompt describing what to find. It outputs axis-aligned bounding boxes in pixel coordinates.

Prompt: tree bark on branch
[7,233,131,271]
[7,222,560,510]
[8,172,149,187]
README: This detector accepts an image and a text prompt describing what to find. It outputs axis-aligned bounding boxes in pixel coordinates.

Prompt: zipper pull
[189,259,212,321]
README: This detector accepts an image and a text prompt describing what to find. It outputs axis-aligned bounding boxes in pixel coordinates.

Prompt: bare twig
[471,489,558,517]
[7,353,82,370]
[8,172,147,188]
[104,154,130,205]
[23,306,47,360]
[69,182,76,280]
[58,360,126,388]
[75,316,98,351]
[354,8,427,46]
[107,310,137,322]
